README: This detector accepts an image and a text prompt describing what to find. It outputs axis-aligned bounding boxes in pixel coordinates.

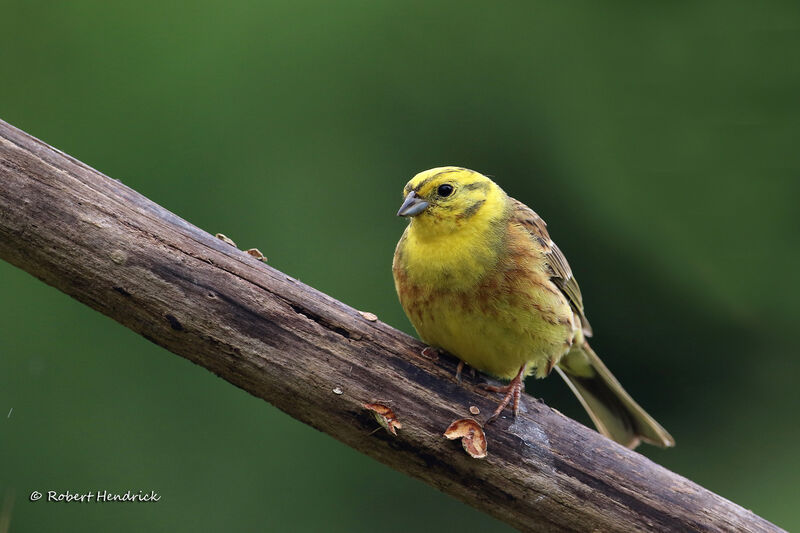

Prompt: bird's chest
[395,250,574,379]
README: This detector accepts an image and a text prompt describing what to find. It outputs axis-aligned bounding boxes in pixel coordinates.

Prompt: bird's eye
[437,184,454,197]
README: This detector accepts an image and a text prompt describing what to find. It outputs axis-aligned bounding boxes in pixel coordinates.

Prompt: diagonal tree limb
[0,118,783,533]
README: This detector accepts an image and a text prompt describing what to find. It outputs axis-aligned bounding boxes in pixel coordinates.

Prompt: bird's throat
[402,213,507,290]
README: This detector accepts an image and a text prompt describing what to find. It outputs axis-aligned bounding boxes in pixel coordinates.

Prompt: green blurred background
[2,1,799,531]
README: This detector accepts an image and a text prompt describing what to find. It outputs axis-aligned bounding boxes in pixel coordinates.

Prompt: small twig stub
[215,233,237,247]
[444,418,487,459]
[245,248,267,262]
[364,403,402,436]
[358,311,378,322]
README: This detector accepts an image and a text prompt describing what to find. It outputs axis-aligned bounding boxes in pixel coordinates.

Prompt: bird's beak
[397,191,429,217]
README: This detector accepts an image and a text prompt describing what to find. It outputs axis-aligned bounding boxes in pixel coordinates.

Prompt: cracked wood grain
[0,118,784,533]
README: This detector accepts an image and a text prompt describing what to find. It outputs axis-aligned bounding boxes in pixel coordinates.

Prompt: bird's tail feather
[555,341,675,449]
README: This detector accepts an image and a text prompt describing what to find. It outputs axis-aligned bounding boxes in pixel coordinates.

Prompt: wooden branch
[0,118,782,533]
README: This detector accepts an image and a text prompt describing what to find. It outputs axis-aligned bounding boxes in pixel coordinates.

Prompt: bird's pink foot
[483,365,526,422]
[455,360,464,382]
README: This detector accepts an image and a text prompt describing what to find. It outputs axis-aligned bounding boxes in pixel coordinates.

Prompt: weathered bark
[0,118,783,533]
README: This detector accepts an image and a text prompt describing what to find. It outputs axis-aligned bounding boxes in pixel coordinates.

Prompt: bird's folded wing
[510,198,592,336]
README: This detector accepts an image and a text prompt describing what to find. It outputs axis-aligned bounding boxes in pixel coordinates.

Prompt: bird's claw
[483,365,526,423]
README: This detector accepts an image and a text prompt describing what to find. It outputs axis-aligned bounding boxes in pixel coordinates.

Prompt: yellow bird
[392,166,674,449]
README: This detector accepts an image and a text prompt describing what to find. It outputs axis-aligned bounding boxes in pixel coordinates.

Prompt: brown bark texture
[0,119,783,533]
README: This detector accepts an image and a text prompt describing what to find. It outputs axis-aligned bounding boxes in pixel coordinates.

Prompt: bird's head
[397,167,506,238]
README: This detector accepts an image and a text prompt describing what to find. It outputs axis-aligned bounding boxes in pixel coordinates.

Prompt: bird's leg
[483,365,526,423]
[455,360,464,382]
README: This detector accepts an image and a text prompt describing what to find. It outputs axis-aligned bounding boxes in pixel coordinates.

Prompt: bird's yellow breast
[393,200,576,379]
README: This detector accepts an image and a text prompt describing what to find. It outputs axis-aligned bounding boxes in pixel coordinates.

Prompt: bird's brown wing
[509,198,592,336]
